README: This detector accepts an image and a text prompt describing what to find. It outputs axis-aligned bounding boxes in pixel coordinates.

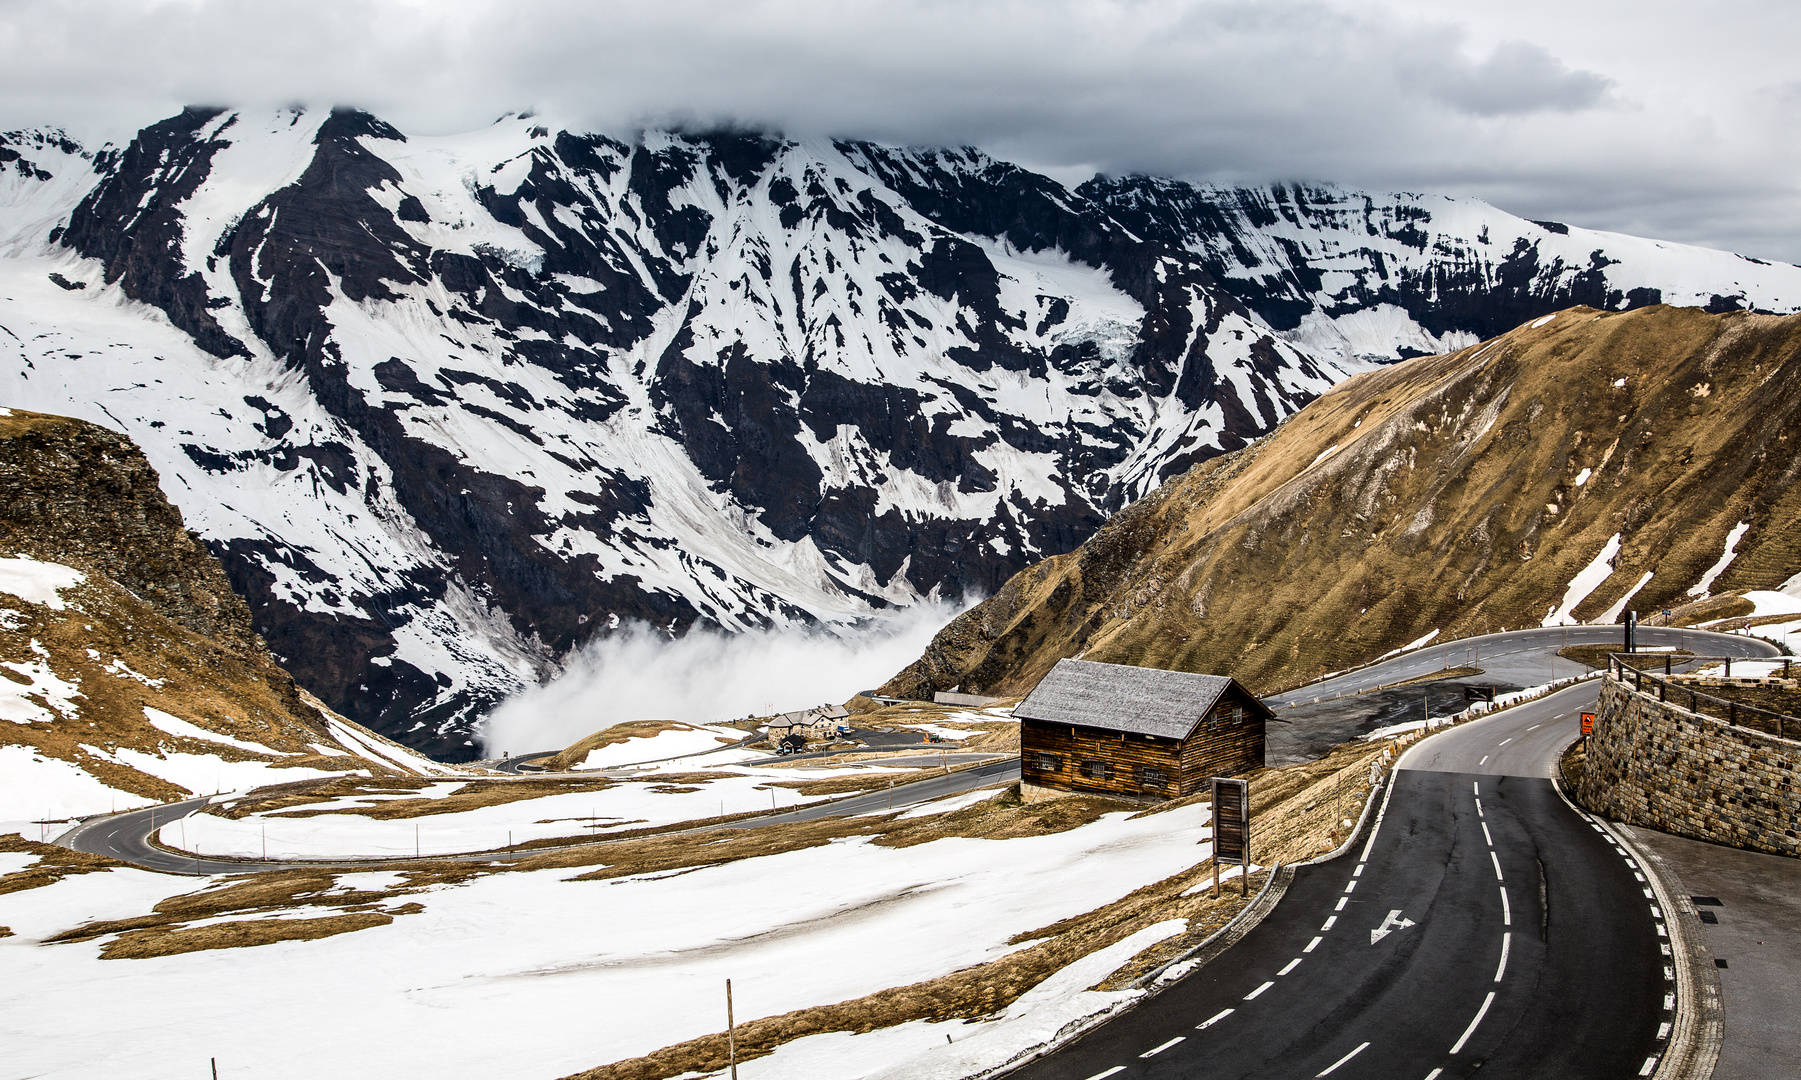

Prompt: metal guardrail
[1608,653,1800,740]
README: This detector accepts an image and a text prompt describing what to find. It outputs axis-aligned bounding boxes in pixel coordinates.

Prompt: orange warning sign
[1580,713,1596,736]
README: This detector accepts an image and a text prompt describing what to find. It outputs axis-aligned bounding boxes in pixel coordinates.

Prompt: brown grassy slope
[542,719,734,771]
[883,305,1801,699]
[0,409,430,798]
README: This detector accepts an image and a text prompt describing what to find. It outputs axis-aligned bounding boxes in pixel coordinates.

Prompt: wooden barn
[1014,659,1272,803]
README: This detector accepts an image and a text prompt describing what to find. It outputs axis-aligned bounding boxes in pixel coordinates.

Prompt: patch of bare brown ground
[210,775,622,821]
[46,867,432,957]
[0,833,120,895]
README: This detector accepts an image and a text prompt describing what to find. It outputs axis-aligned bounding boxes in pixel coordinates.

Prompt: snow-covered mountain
[7,108,1801,760]
[1082,177,1801,367]
[0,109,1339,757]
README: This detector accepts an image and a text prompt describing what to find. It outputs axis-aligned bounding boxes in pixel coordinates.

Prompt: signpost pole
[726,979,739,1080]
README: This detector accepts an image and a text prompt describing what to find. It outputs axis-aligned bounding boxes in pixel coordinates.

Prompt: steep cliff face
[0,408,455,819]
[1,109,1339,757]
[884,305,1801,699]
[1083,177,1801,367]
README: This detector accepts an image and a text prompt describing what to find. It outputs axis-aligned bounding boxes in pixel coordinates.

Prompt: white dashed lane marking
[1245,981,1274,1000]
[1316,1041,1370,1076]
[1450,991,1497,1054]
[1482,822,1494,846]
[1140,1036,1184,1058]
[1280,958,1303,976]
[1322,916,1337,930]
[1494,932,1511,982]
[1196,1008,1234,1030]
[1304,936,1322,953]
[1084,1067,1125,1080]
[1500,887,1511,926]
[1491,851,1505,880]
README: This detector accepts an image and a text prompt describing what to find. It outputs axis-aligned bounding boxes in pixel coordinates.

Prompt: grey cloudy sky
[4,0,1799,260]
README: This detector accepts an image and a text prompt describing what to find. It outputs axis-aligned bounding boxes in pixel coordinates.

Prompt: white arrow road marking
[1370,908,1417,944]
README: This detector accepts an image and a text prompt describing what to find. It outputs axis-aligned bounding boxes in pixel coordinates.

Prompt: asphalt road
[1011,629,1778,1080]
[1266,624,1768,708]
[1265,626,1775,764]
[58,760,1022,875]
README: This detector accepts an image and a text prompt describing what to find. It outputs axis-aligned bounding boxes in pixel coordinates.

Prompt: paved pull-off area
[1626,827,1801,1080]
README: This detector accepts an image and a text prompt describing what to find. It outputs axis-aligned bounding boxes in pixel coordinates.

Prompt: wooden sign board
[1211,776,1251,896]
[1580,713,1596,736]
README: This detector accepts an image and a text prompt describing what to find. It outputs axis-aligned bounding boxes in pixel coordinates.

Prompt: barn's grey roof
[1013,659,1269,739]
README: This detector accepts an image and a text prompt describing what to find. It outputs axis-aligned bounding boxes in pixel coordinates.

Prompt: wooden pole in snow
[726,979,739,1080]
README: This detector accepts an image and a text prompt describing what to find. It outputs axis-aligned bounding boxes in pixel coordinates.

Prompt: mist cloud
[476,600,972,757]
[2,1,1797,260]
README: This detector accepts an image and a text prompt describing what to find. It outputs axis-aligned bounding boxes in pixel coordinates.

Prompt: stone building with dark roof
[1014,658,1271,802]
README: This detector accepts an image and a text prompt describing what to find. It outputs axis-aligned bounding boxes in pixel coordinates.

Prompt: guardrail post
[1725,657,1732,677]
[1729,702,1737,726]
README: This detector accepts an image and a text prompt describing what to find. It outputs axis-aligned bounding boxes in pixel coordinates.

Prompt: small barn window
[1234,704,1243,725]
[1138,766,1168,788]
[1032,752,1062,773]
[1081,759,1113,781]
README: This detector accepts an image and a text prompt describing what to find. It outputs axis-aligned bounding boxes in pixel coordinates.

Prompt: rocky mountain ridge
[1084,177,1801,368]
[5,109,1801,757]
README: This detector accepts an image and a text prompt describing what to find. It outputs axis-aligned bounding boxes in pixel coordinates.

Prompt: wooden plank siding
[1020,683,1265,802]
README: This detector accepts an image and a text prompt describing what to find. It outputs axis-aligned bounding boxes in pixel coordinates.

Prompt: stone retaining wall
[1579,676,1801,858]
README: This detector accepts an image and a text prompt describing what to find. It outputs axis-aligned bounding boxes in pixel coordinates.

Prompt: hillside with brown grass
[883,305,1801,700]
[0,408,450,812]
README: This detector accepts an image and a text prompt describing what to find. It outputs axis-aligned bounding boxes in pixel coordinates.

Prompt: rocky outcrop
[0,408,450,812]
[0,408,257,652]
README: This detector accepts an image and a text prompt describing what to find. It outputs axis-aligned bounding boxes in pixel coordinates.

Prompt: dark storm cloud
[1412,41,1613,117]
[1,0,1797,260]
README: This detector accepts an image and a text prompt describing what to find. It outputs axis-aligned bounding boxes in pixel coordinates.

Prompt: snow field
[571,723,747,769]
[168,761,910,859]
[2,798,1215,1080]
[736,919,1189,1080]
[0,554,85,609]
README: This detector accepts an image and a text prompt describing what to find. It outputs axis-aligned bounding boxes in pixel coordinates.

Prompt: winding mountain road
[56,760,1022,875]
[1010,627,1776,1080]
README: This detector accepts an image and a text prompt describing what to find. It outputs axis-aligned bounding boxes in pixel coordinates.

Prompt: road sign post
[1581,712,1595,737]
[726,979,739,1080]
[1211,777,1251,897]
